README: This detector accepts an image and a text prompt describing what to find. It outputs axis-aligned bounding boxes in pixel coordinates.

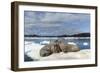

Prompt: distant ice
[40,41,50,45]
[83,42,88,46]
[67,42,77,45]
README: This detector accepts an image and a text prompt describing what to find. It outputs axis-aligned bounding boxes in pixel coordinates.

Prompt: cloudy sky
[24,11,90,36]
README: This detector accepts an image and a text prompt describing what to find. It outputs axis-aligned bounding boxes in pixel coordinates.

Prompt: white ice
[83,42,88,46]
[40,41,50,45]
[25,41,91,61]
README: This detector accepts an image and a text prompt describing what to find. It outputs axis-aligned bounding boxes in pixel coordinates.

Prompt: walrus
[58,41,80,53]
[40,40,62,57]
[51,40,62,53]
[40,44,53,57]
[40,39,80,57]
[59,44,80,53]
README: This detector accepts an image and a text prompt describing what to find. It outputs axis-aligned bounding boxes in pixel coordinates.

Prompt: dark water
[25,37,90,50]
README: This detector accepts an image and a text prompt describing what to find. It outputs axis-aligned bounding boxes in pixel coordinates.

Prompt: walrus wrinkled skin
[60,44,80,53]
[40,40,80,57]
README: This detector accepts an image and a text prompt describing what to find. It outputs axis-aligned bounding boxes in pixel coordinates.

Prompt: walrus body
[40,40,80,57]
[40,44,52,57]
[40,41,62,57]
[59,44,80,53]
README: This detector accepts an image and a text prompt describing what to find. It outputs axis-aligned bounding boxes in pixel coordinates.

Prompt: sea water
[24,37,90,50]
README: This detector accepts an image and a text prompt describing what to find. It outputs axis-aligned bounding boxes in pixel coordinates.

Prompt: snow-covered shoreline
[25,41,91,61]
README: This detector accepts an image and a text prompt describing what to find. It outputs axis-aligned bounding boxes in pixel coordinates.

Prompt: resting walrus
[40,40,62,57]
[40,39,80,57]
[40,44,53,57]
[58,41,80,53]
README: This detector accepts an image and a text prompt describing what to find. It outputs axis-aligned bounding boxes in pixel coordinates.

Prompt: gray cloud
[24,11,90,35]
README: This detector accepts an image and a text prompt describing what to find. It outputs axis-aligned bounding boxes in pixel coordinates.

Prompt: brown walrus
[58,40,80,53]
[59,43,80,53]
[40,39,80,57]
[40,40,62,57]
[40,44,53,57]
